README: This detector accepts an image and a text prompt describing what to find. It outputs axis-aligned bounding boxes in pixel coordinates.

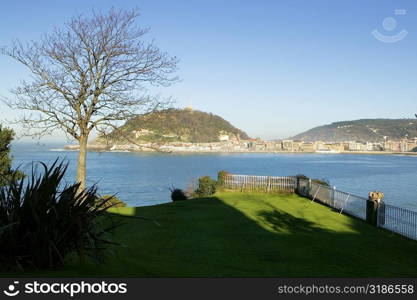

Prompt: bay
[10,142,417,210]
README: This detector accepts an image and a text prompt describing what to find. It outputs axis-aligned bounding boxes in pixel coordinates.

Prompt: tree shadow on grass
[101,195,417,277]
[257,208,328,235]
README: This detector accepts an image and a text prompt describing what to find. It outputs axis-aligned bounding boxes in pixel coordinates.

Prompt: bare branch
[1,8,178,142]
[0,8,179,188]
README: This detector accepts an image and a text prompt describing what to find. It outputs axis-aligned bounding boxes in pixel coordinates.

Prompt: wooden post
[366,191,384,226]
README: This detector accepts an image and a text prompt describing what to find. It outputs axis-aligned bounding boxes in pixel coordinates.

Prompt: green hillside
[101,108,250,144]
[292,119,417,142]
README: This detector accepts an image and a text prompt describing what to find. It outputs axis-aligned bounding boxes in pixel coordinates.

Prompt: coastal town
[66,135,417,154]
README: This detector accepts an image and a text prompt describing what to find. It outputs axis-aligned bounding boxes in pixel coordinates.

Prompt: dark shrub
[295,174,330,187]
[217,170,230,187]
[97,195,127,208]
[170,188,188,201]
[195,176,217,197]
[0,160,120,271]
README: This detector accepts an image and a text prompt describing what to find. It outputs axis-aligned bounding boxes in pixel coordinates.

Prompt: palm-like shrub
[0,160,121,271]
[170,188,188,201]
[97,195,127,208]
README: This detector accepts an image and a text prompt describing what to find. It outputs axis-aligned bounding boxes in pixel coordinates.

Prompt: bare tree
[1,8,178,190]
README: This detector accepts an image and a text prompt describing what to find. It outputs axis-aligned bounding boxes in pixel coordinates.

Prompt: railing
[222,174,417,241]
[378,204,417,240]
[222,174,296,192]
[298,179,367,220]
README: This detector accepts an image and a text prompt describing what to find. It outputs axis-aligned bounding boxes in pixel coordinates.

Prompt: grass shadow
[6,192,417,277]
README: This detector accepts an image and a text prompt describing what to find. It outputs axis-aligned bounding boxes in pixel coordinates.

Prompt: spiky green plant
[170,188,188,201]
[0,159,121,271]
[96,195,127,208]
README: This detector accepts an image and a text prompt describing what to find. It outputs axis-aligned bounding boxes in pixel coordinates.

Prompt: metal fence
[378,204,417,240]
[222,174,417,241]
[222,174,296,192]
[222,175,367,219]
[298,179,367,220]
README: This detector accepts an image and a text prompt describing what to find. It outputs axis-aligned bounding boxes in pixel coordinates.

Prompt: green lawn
[8,192,417,277]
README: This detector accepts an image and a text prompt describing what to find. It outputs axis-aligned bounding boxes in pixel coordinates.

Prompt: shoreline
[60,145,417,156]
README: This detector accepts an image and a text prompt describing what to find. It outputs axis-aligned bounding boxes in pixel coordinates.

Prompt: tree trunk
[76,135,88,192]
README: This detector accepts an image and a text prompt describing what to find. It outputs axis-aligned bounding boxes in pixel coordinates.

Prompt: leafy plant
[97,195,127,208]
[170,188,188,201]
[217,170,230,187]
[195,176,217,197]
[0,125,25,186]
[0,159,121,271]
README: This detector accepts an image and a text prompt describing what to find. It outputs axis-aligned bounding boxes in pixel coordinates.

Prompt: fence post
[366,191,384,226]
[295,177,300,194]
[378,200,385,226]
[331,186,336,207]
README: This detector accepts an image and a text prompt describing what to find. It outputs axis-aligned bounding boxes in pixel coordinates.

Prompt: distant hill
[291,119,417,142]
[98,108,250,144]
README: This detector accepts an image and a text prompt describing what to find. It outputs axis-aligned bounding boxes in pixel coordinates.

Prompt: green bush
[97,195,127,208]
[195,176,217,197]
[0,125,25,186]
[217,170,230,187]
[0,160,121,271]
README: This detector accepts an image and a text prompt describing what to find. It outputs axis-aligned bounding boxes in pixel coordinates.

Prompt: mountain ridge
[290,119,417,142]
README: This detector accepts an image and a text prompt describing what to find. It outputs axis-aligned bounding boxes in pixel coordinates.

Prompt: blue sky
[0,0,416,141]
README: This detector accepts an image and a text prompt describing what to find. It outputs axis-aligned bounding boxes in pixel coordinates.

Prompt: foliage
[170,188,188,201]
[217,170,230,187]
[108,108,251,144]
[0,160,121,271]
[292,118,417,142]
[0,125,24,186]
[295,174,309,180]
[195,176,217,197]
[97,195,127,208]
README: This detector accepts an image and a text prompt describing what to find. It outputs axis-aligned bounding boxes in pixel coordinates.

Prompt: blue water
[10,142,417,210]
